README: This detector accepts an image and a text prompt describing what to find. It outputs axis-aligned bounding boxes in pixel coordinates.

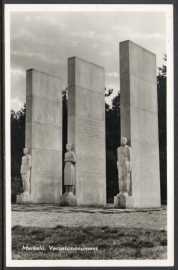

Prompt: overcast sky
[10,10,166,111]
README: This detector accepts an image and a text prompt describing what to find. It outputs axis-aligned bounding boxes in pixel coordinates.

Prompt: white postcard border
[5,4,174,267]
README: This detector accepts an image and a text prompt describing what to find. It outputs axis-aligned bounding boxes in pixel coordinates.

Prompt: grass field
[12,225,167,260]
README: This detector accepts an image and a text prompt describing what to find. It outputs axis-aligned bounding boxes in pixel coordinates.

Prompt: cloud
[106,72,119,78]
[11,50,63,65]
[67,29,111,42]
[11,68,25,77]
[69,40,78,47]
[11,97,24,110]
[10,11,166,112]
[24,15,31,22]
[11,28,39,43]
[112,25,126,30]
[100,51,113,57]
[91,43,98,49]
[68,30,95,38]
[130,32,164,40]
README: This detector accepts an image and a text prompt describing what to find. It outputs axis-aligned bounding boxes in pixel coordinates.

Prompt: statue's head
[66,144,72,151]
[121,137,127,146]
[23,148,28,154]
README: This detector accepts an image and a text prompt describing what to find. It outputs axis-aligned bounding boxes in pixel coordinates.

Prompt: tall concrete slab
[24,69,62,203]
[68,57,106,205]
[120,40,161,208]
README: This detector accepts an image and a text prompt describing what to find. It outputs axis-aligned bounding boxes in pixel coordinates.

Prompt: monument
[115,40,161,208]
[17,69,62,204]
[60,144,77,206]
[67,56,106,205]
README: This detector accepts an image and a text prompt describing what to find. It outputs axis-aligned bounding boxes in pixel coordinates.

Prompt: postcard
[5,3,174,267]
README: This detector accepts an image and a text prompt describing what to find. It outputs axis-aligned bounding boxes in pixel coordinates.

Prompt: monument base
[16,193,33,204]
[60,193,77,206]
[114,195,134,209]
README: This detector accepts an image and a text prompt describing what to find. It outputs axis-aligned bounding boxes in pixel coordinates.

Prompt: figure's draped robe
[64,151,76,186]
[117,146,131,194]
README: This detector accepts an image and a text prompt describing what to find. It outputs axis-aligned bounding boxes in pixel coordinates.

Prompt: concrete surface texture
[67,57,106,205]
[22,69,62,203]
[120,40,161,208]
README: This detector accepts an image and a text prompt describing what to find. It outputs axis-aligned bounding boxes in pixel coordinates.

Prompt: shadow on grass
[12,226,167,260]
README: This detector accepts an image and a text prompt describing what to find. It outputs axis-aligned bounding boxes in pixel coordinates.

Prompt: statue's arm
[20,156,24,173]
[20,158,23,173]
[28,155,31,169]
[64,153,70,162]
[128,147,131,162]
[71,152,76,163]
[128,147,132,172]
[64,152,76,163]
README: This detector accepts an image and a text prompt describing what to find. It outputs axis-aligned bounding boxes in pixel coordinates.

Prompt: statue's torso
[21,155,31,173]
[65,151,74,160]
[64,151,75,185]
[117,146,130,165]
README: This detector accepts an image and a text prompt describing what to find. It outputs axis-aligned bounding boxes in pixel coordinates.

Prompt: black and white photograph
[5,4,174,267]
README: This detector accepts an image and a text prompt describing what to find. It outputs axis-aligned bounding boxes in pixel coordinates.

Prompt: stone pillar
[17,69,62,203]
[119,40,161,208]
[67,57,106,205]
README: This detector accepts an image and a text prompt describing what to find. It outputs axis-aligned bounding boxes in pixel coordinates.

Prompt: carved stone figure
[20,148,31,194]
[64,144,76,194]
[117,137,132,197]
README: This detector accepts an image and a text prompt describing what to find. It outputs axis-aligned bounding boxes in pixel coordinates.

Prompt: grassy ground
[12,225,167,260]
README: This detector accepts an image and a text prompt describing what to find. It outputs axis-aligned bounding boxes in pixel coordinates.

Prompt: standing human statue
[64,144,76,194]
[117,137,132,196]
[20,148,31,194]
